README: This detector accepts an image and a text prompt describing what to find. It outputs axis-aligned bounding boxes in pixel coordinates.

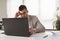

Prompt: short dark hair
[19,5,27,11]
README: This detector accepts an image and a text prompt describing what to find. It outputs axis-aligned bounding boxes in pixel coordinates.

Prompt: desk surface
[0,30,60,40]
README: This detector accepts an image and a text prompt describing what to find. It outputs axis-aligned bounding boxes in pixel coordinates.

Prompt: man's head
[19,5,27,11]
[19,5,28,18]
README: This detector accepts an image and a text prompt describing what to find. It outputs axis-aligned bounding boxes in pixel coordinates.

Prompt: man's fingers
[29,29,36,33]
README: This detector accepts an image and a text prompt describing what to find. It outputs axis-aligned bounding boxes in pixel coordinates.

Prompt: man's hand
[15,11,28,18]
[29,28,36,34]
[15,11,23,18]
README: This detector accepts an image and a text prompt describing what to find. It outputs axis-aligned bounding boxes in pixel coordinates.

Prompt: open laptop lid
[2,18,30,37]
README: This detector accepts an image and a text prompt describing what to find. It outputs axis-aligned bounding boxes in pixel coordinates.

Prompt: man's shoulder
[28,15,37,18]
[28,15,38,20]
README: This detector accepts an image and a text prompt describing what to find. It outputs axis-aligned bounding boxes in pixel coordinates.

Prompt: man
[15,5,45,34]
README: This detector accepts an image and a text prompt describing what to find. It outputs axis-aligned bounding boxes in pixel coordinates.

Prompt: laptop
[2,18,31,37]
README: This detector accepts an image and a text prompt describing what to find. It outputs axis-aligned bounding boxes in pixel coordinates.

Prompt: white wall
[7,0,23,18]
[39,0,56,29]
[24,0,39,16]
[0,0,7,21]
[56,0,60,17]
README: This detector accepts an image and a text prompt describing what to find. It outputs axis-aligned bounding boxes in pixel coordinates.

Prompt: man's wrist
[33,28,36,33]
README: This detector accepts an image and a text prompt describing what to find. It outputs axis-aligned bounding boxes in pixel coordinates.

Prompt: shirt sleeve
[33,16,45,33]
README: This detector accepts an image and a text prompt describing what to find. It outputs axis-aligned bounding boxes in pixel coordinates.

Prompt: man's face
[20,9,28,18]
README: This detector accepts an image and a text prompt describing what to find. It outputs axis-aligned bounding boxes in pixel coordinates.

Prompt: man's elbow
[36,27,45,33]
[42,27,45,32]
[39,27,45,32]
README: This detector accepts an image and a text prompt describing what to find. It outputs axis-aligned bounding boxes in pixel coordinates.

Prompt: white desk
[0,30,60,40]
